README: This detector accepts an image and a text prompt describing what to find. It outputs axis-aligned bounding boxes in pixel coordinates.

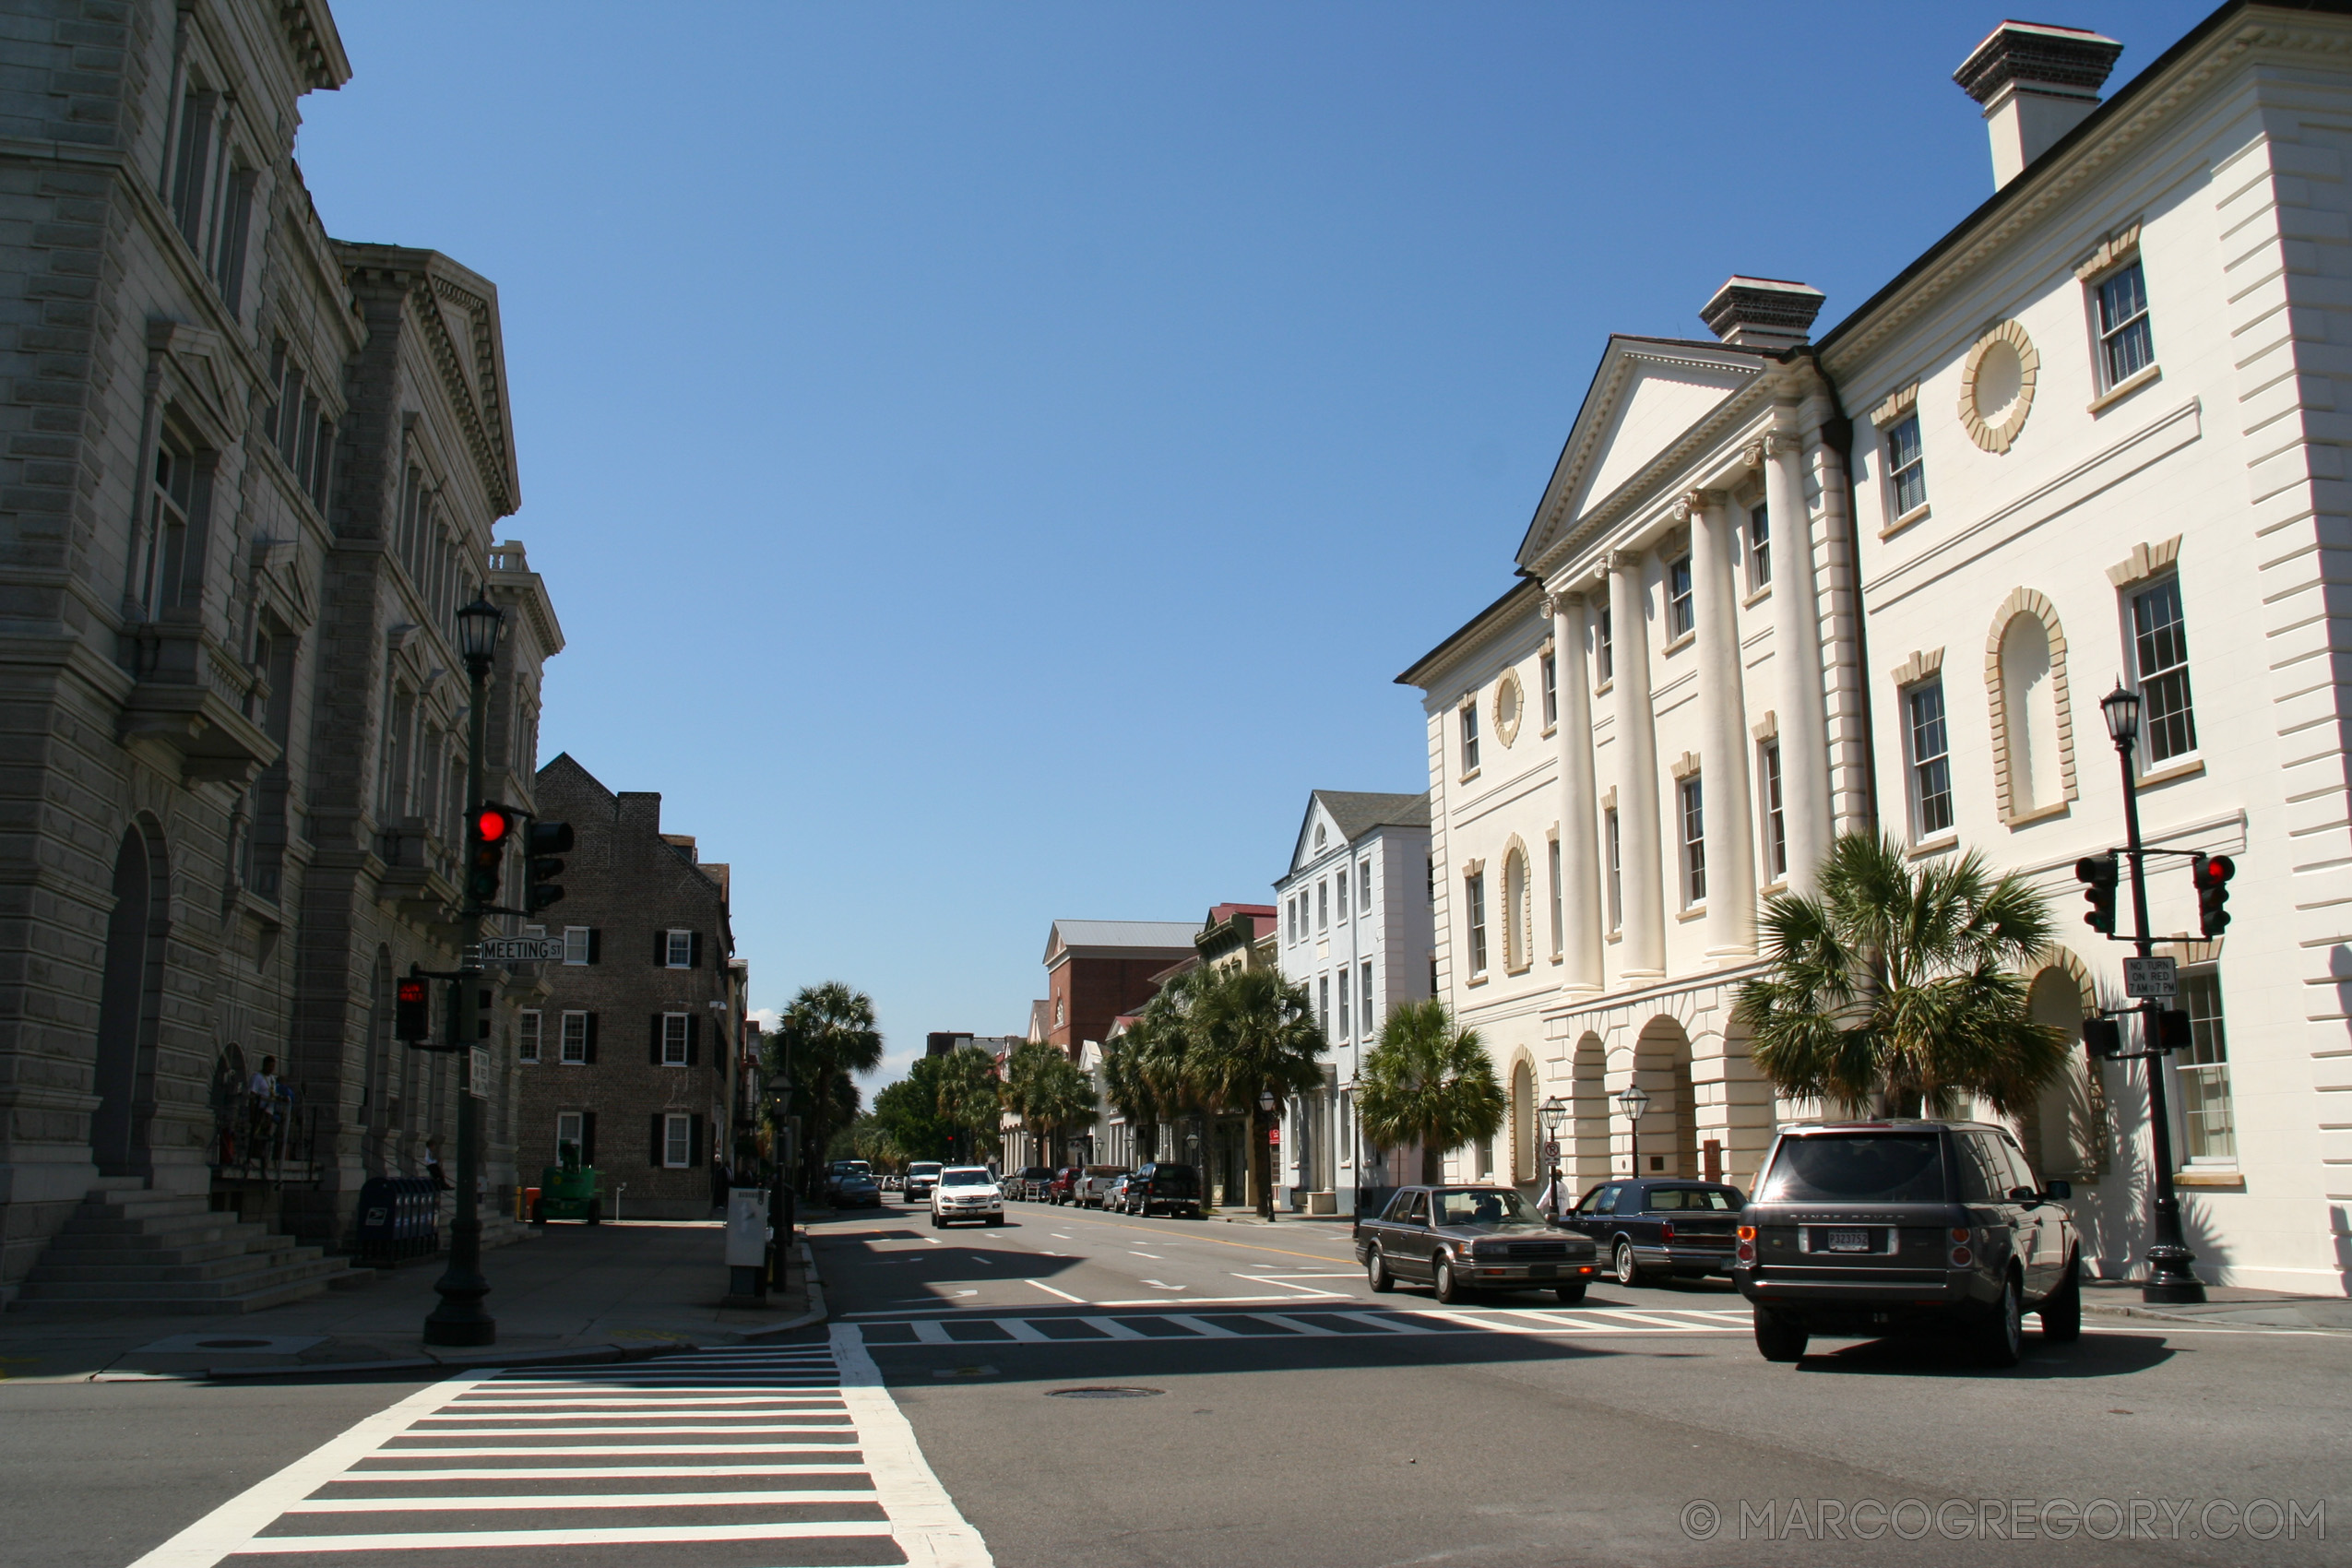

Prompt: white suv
[931,1166,1004,1228]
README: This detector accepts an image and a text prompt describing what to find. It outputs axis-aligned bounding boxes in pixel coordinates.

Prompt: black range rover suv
[1734,1121,2081,1368]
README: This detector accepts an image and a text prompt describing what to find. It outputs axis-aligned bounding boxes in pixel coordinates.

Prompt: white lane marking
[1164,1314,1241,1337]
[1091,1294,1314,1308]
[291,1489,880,1513]
[125,1373,492,1568]
[1051,1233,1073,1239]
[1579,1307,1726,1329]
[1241,1271,1361,1278]
[386,1423,851,1438]
[1138,1279,1185,1290]
[1078,1316,1148,1340]
[969,1256,995,1265]
[832,1324,996,1568]
[909,1321,957,1344]
[924,1237,944,1245]
[1231,1272,1348,1298]
[1335,1311,1433,1334]
[353,1443,856,1458]
[997,1320,1051,1343]
[223,1522,898,1552]
[1129,1251,1164,1259]
[1252,1313,1339,1336]
[1025,1279,1087,1303]
[446,1395,838,1408]
[335,1463,867,1479]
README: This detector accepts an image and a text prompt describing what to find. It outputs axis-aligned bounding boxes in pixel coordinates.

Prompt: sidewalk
[2081,1279,2352,1332]
[0,1219,819,1384]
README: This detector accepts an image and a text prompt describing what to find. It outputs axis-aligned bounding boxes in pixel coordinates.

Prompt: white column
[1766,417,1834,893]
[1608,552,1665,978]
[1689,490,1756,961]
[1550,588,1604,992]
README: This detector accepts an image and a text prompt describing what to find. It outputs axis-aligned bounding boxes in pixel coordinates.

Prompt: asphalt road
[3,1196,2343,1568]
[814,1193,2350,1568]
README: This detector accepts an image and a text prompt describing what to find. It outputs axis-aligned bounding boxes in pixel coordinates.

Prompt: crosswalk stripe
[288,1489,881,1513]
[1163,1314,1241,1337]
[330,1464,870,1480]
[223,1521,901,1552]
[1079,1315,1148,1339]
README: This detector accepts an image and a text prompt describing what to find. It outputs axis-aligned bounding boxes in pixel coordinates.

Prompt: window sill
[1540,724,1557,741]
[1459,767,1482,784]
[1907,833,1960,860]
[1743,584,1772,609]
[1594,680,1613,698]
[1675,905,1707,923]
[2172,1167,2243,1190]
[1663,630,1695,656]
[2003,799,2072,828]
[1605,930,1622,944]
[1759,879,1788,897]
[2136,754,2205,790]
[2087,362,2162,416]
[1881,502,1931,541]
[1465,970,1490,988]
[1504,962,1532,977]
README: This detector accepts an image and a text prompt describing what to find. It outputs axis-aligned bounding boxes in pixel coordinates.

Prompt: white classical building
[1271,791,1434,1213]
[1404,5,2352,1294]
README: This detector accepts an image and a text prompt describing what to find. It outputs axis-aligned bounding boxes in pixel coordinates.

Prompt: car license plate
[1825,1229,1872,1253]
[1529,1264,1557,1278]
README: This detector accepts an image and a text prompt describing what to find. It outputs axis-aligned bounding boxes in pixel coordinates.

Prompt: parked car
[1102,1173,1139,1212]
[1011,1166,1056,1200]
[1733,1121,2081,1368]
[1126,1161,1204,1218]
[823,1159,873,1204]
[1042,1166,1085,1205]
[1075,1166,1129,1207]
[831,1173,882,1209]
[1562,1178,1746,1286]
[932,1165,1005,1228]
[1354,1184,1600,1304]
[902,1162,944,1205]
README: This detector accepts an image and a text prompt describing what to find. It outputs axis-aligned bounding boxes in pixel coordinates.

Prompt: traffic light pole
[424,647,497,1347]
[2114,734,2205,1306]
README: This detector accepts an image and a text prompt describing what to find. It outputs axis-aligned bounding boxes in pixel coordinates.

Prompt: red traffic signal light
[2192,852,2234,937]
[2074,854,2119,936]
[395,976,431,1041]
[476,806,515,846]
[468,802,519,906]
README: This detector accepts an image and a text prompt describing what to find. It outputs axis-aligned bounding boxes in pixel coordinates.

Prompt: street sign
[471,935,567,963]
[2123,956,2178,999]
[1541,1140,1561,1159]
[468,1045,491,1099]
[1268,1125,1280,1144]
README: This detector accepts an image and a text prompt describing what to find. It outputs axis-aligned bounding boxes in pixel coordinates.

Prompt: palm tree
[1100,1025,1162,1162]
[766,981,884,1194]
[1358,999,1505,1185]
[1733,832,2071,1117]
[1004,1042,1099,1171]
[1185,965,1327,1218]
[933,1045,1003,1165]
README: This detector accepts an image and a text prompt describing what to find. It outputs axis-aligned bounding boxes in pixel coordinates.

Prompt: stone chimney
[1700,277,1826,352]
[1954,21,2124,188]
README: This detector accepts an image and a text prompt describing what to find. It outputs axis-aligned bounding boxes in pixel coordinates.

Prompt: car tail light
[1736,1238,1755,1265]
[1661,1222,1675,1242]
[1950,1246,1972,1266]
[1950,1227,1970,1242]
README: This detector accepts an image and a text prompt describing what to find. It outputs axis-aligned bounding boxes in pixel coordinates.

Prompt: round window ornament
[1493,670,1524,748]
[1959,320,2038,454]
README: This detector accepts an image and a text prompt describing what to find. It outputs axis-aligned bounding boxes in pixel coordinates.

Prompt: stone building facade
[514,754,744,1221]
[0,0,562,1300]
[1406,5,2352,1294]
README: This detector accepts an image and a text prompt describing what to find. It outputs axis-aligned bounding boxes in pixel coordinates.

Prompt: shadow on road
[1794,1330,2175,1378]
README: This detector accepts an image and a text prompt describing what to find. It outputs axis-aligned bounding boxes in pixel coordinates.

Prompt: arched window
[1503,845,1530,971]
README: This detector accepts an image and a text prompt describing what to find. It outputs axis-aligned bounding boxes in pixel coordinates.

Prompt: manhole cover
[194,1339,273,1349]
[1047,1385,1163,1399]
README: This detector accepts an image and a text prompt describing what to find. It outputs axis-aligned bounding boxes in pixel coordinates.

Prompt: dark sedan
[1562,1178,1746,1287]
[1353,1185,1599,1305]
[830,1173,882,1208]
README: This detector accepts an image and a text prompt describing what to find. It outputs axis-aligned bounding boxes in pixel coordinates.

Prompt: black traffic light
[468,802,517,906]
[2192,852,2235,937]
[395,974,432,1041]
[525,819,574,913]
[2082,1016,2122,1061]
[2152,1007,2193,1054]
[2075,853,2119,935]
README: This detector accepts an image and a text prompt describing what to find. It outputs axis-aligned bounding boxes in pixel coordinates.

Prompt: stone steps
[6,1185,370,1316]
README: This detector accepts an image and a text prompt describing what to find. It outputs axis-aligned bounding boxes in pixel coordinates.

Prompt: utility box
[723,1186,771,1305]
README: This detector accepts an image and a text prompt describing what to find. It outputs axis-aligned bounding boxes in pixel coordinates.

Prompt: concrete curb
[196,1341,687,1383]
[2085,1301,2349,1331]
[742,1241,826,1342]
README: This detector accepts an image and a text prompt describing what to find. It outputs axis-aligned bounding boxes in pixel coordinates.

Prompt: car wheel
[1981,1274,2025,1368]
[1432,1253,1467,1305]
[529,1199,545,1225]
[1552,1282,1587,1306]
[1366,1250,1395,1293]
[2038,1258,2082,1343]
[584,1201,600,1227]
[1612,1239,1643,1287]
[929,1212,942,1229]
[1754,1308,1808,1362]
[987,1215,1004,1227]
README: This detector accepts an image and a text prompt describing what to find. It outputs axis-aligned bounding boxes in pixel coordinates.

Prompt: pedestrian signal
[396,976,432,1041]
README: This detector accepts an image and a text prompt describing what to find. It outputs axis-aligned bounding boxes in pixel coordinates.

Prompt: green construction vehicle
[534,1139,602,1224]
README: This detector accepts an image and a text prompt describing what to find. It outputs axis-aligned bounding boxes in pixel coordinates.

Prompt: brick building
[0,0,564,1304]
[1038,919,1199,1059]
[515,754,746,1221]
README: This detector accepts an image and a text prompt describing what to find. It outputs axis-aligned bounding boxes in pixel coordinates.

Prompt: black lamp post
[423,593,505,1348]
[1257,1088,1278,1222]
[1616,1082,1650,1180]
[1538,1095,1567,1218]
[2099,682,2206,1304]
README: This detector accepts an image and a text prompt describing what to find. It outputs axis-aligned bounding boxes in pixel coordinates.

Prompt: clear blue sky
[300,1,2213,1086]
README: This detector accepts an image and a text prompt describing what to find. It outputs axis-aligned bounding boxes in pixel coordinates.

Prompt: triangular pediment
[1517,337,1764,574]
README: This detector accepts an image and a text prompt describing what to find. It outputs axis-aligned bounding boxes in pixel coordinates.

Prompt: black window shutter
[581,1111,597,1166]
[655,930,666,966]
[587,928,601,964]
[690,931,703,968]
[686,1014,700,1065]
[649,1014,663,1064]
[651,1113,664,1167]
[583,1013,599,1063]
[690,1113,704,1168]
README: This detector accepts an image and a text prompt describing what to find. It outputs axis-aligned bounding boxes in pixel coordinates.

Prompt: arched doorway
[1510,1058,1536,1186]
[1570,1032,1609,1188]
[1631,1016,1697,1179]
[91,823,168,1177]
[2025,967,2100,1179]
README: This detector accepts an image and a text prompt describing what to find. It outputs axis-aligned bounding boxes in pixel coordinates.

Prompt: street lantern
[2100,682,2141,746]
[454,594,505,669]
[1538,1095,1567,1218]
[1257,1089,1279,1222]
[1616,1082,1650,1178]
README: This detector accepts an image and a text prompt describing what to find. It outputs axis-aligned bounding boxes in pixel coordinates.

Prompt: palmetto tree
[1004,1041,1099,1171]
[1732,833,2070,1117]
[766,980,883,1194]
[1100,1026,1163,1163]
[1186,965,1328,1216]
[1357,1000,1505,1186]
[932,1045,1003,1165]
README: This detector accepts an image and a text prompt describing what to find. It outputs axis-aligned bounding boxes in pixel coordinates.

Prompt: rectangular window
[557,1110,583,1153]
[1336,971,1349,1039]
[661,1013,690,1065]
[1359,859,1372,914]
[2176,970,2234,1162]
[1748,503,1771,590]
[1907,679,1954,837]
[665,929,693,968]
[1759,741,1788,882]
[1681,777,1706,907]
[1887,414,1928,517]
[517,1010,541,1063]
[1540,652,1558,729]
[2095,260,2155,390]
[1466,872,1488,973]
[560,1011,588,1064]
[663,1112,691,1169]
[564,926,592,966]
[1336,867,1349,922]
[2130,576,2197,765]
[1596,606,1613,683]
[1317,879,1329,932]
[1286,895,1299,944]
[1360,960,1373,1037]
[1461,702,1480,774]
[1605,809,1622,931]
[1317,975,1329,1031]
[1549,837,1563,956]
[1667,556,1694,640]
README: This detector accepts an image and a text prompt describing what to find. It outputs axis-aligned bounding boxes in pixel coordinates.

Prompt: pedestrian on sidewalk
[710,1154,731,1215]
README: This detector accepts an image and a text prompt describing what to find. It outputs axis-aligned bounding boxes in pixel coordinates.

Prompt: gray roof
[1315,790,1430,839]
[1046,919,1202,962]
